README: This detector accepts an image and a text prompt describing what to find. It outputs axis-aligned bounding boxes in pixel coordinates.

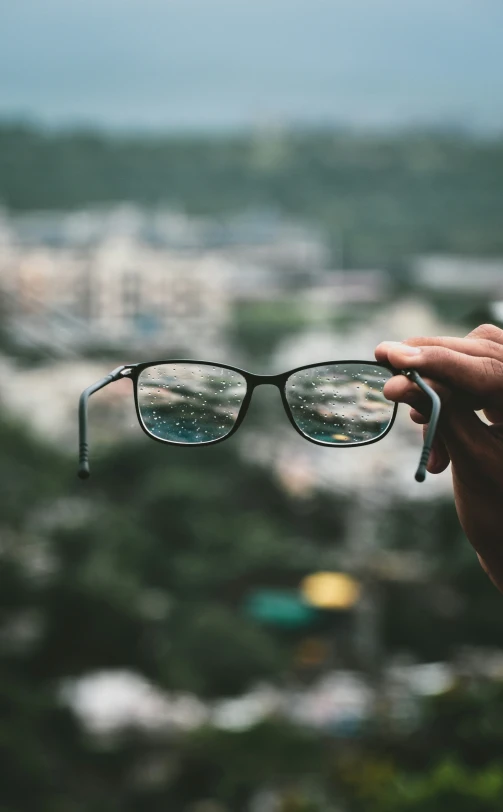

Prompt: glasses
[78,359,440,483]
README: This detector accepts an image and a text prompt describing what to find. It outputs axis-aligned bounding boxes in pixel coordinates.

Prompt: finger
[425,427,451,474]
[439,406,494,482]
[377,335,503,362]
[377,344,503,403]
[384,374,452,417]
[483,407,503,425]
[410,407,428,424]
[467,323,503,345]
[408,409,451,471]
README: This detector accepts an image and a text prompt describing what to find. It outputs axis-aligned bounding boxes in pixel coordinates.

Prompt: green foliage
[375,759,503,812]
[333,683,503,811]
[2,124,503,266]
[178,722,325,805]
[3,120,503,809]
[0,406,344,808]
[229,301,309,363]
[2,391,503,809]
[413,684,503,767]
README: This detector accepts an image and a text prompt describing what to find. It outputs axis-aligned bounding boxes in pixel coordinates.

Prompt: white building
[413,254,503,297]
[1,243,232,354]
[0,228,232,355]
[0,205,334,354]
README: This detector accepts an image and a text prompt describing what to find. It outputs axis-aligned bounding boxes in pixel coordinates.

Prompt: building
[0,236,231,355]
[0,205,335,353]
[412,254,503,298]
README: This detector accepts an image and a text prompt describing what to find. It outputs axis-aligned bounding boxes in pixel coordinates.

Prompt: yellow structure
[300,571,360,610]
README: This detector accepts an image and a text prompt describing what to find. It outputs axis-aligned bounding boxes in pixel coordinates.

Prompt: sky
[0,0,502,133]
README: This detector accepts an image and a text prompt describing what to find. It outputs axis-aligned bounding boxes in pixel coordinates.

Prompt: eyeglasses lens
[285,363,394,445]
[137,363,247,444]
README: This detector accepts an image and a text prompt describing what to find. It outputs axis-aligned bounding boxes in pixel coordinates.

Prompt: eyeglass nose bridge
[243,373,293,427]
[246,372,289,390]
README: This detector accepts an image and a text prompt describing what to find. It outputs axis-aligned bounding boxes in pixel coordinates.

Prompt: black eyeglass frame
[78,359,440,483]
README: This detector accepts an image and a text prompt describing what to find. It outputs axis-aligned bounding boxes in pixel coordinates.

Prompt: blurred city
[2,2,503,811]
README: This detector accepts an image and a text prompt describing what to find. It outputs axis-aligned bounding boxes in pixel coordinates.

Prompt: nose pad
[245,379,285,429]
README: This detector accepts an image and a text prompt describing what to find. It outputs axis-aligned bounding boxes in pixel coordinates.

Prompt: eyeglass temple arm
[78,365,128,480]
[402,369,442,483]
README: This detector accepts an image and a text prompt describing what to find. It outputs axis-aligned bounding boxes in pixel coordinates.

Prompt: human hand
[375,324,503,593]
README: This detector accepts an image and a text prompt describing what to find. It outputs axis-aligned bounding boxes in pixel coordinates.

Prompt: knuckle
[482,356,503,380]
[405,336,427,346]
[470,323,503,342]
[424,345,446,364]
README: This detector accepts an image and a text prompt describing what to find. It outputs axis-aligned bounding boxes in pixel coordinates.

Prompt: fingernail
[397,344,421,356]
[380,341,422,356]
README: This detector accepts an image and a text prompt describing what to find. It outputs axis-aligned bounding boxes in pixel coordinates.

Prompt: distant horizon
[1,115,501,141]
